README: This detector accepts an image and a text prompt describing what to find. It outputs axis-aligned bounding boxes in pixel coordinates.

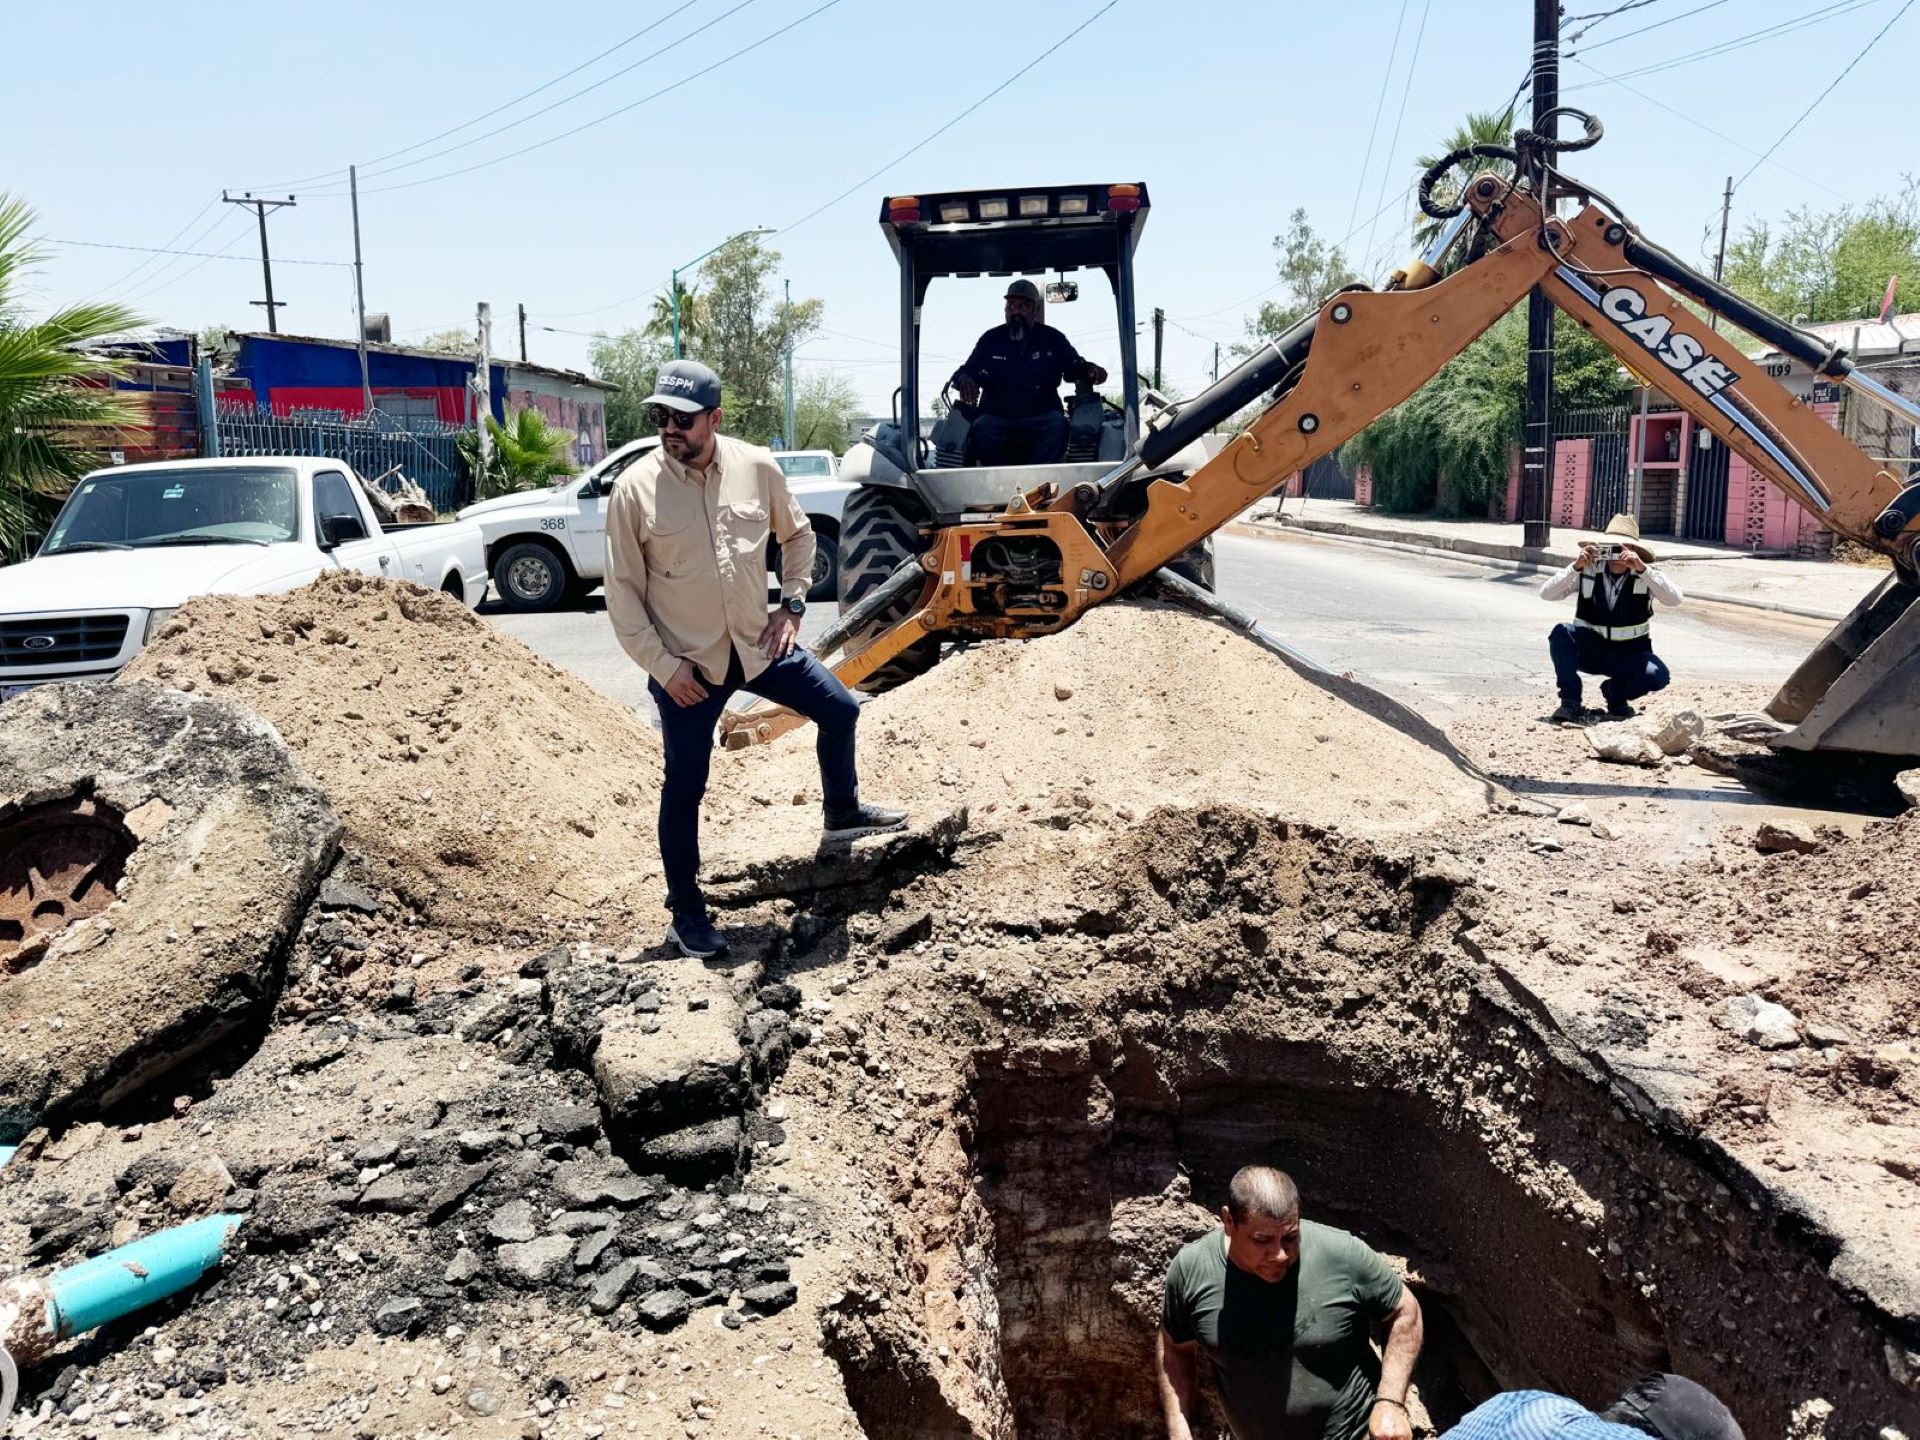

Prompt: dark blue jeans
[1548,622,1671,707]
[971,410,1069,465]
[649,647,860,916]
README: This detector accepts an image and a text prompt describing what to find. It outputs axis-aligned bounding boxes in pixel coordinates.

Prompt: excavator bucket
[1769,571,1920,756]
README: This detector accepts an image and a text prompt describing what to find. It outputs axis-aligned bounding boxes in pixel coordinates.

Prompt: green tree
[416,327,474,355]
[589,327,673,448]
[0,194,144,557]
[457,407,579,498]
[790,369,861,450]
[1412,106,1517,253]
[1342,305,1623,514]
[1243,208,1360,344]
[695,236,823,445]
[1723,181,1920,323]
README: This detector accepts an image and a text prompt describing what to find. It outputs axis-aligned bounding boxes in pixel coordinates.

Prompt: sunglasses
[649,406,710,431]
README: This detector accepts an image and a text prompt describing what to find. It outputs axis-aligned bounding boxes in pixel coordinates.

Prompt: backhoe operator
[952,278,1108,466]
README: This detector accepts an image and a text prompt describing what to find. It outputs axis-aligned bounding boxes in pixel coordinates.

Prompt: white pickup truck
[458,439,855,611]
[0,455,487,696]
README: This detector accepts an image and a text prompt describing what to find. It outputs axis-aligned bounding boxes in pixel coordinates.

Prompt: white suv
[461,441,854,611]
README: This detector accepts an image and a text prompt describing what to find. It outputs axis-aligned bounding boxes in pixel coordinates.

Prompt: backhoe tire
[837,485,937,694]
[1165,537,1216,592]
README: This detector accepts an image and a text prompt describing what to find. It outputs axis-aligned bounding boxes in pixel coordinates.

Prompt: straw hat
[1596,512,1656,563]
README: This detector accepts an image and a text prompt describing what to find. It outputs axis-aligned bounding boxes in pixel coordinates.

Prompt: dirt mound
[715,602,1489,848]
[124,572,664,930]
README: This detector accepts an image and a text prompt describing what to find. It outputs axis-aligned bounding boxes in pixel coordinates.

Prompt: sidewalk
[1244,500,1889,623]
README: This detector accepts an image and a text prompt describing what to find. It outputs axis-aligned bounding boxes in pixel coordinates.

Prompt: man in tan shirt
[605,359,906,958]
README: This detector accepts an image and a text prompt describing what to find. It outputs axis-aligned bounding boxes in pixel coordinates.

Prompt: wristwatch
[782,595,806,617]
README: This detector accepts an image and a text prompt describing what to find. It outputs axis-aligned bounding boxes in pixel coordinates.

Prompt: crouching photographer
[1540,513,1683,724]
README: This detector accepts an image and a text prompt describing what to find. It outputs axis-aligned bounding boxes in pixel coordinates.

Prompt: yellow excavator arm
[723,112,1920,756]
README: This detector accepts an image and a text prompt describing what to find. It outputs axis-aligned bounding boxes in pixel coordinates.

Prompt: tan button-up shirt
[604,433,815,687]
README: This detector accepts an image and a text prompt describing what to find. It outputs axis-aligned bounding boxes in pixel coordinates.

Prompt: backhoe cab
[834,183,1213,690]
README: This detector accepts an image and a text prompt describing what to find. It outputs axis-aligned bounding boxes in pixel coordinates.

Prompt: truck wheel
[807,528,840,603]
[493,542,571,611]
[837,487,936,693]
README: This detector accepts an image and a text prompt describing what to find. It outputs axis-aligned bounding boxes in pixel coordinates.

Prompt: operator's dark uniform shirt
[953,322,1094,418]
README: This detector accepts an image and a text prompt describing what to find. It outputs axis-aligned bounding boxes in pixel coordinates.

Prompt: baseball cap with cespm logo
[644,359,723,412]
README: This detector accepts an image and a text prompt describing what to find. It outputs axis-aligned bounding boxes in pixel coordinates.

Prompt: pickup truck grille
[0,614,131,669]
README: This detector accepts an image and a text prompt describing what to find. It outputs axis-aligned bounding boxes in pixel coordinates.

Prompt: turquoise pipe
[42,1214,242,1340]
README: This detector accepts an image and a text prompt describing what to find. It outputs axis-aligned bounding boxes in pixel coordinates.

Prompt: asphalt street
[482,529,1833,726]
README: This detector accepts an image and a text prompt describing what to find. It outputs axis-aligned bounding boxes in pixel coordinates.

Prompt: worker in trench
[951,278,1108,466]
[1156,1165,1424,1440]
[1438,1373,1745,1439]
[604,359,908,960]
[1539,514,1683,724]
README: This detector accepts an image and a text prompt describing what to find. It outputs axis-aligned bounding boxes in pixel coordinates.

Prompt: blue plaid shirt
[1443,1392,1649,1439]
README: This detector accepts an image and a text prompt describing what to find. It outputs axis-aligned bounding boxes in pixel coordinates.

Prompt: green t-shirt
[1160,1220,1404,1440]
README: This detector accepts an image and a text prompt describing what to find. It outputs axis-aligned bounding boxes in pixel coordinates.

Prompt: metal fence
[1550,406,1632,530]
[213,403,469,513]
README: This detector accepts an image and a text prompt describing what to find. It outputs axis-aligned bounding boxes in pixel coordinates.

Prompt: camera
[1590,543,1622,563]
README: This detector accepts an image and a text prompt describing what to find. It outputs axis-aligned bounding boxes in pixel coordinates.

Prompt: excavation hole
[0,796,137,970]
[830,809,1916,1440]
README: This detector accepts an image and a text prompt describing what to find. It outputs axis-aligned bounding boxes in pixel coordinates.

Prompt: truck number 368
[540,518,567,531]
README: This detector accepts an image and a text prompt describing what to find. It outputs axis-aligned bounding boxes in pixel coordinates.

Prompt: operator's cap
[1601,1375,1745,1440]
[644,359,723,413]
[1004,278,1042,304]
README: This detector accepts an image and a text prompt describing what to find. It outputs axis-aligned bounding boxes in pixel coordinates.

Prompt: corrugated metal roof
[1744,311,1920,360]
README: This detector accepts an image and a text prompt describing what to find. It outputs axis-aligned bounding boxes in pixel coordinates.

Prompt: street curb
[1224,520,1860,624]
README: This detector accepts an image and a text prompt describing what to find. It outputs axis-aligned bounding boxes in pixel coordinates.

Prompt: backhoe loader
[722,110,1920,758]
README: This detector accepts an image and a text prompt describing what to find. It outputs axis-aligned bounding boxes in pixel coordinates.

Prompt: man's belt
[1575,618,1651,641]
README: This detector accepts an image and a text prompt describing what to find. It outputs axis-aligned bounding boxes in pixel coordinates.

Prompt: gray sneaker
[823,802,909,842]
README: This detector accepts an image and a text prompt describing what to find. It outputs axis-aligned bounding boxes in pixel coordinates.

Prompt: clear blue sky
[8,0,1914,412]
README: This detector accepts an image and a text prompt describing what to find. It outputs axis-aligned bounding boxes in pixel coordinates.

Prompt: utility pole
[1519,0,1558,550]
[1151,307,1165,390]
[782,278,796,449]
[1709,175,1733,332]
[1212,343,1221,386]
[474,303,493,476]
[223,191,297,333]
[349,168,372,416]
[518,303,528,362]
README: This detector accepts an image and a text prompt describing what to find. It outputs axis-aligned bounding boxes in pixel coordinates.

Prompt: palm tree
[1412,107,1518,253]
[645,282,710,349]
[460,407,580,498]
[0,194,144,557]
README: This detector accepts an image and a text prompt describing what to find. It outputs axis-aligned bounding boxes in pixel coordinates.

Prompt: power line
[1570,0,1729,54]
[333,0,760,187]
[1343,0,1413,250]
[330,0,844,197]
[46,237,350,266]
[249,2,720,191]
[70,196,219,303]
[1733,0,1914,192]
[1562,0,1664,44]
[1567,0,1884,88]
[775,0,1124,238]
[1565,56,1849,199]
[1362,0,1434,277]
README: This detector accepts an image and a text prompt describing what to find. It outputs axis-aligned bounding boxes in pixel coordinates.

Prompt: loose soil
[124,572,667,932]
[5,576,1918,1439]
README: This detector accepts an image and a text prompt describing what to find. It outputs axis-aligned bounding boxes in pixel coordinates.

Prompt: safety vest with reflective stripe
[1574,570,1653,644]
